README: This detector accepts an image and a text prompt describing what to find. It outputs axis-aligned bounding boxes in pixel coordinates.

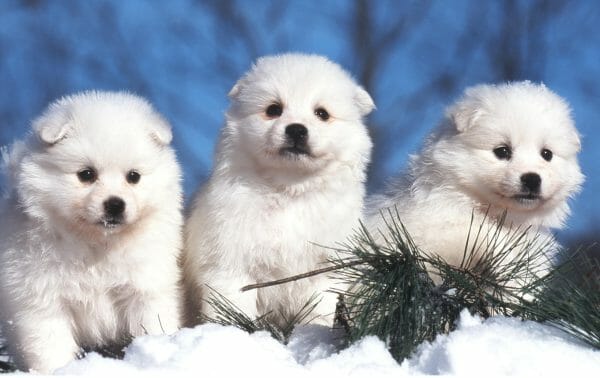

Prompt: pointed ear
[355,86,375,116]
[37,122,71,144]
[447,100,484,133]
[228,81,242,98]
[33,107,72,145]
[149,115,173,146]
[451,108,481,133]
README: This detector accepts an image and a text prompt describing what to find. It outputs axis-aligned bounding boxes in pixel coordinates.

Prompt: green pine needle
[202,286,322,344]
[517,250,600,348]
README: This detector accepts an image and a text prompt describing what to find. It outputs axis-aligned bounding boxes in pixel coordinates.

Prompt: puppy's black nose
[521,173,541,193]
[104,196,126,217]
[285,123,308,144]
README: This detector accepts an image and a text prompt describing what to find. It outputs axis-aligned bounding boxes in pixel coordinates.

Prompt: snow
[405,310,600,375]
[1,310,585,376]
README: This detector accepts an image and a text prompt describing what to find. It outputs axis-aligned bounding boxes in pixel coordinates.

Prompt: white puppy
[0,92,183,373]
[183,53,374,327]
[368,82,583,279]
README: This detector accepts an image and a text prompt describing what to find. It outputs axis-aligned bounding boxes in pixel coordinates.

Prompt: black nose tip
[521,173,541,193]
[285,123,308,144]
[103,196,126,217]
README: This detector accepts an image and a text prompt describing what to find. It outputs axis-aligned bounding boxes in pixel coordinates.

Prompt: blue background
[1,0,598,246]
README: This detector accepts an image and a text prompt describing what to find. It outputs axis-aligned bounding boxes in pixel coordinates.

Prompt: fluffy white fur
[0,92,183,373]
[368,82,583,276]
[183,53,374,327]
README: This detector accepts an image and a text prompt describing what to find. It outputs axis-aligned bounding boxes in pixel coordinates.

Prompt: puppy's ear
[33,108,72,145]
[355,86,375,116]
[447,101,484,133]
[37,122,71,145]
[451,109,480,133]
[228,81,242,98]
[448,84,494,133]
[148,116,173,146]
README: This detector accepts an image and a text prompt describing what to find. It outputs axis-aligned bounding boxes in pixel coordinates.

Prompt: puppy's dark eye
[541,149,553,162]
[493,146,512,160]
[77,168,97,183]
[315,107,330,121]
[126,170,141,184]
[265,103,283,118]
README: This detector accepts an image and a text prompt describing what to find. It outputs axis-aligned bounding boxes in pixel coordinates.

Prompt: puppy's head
[436,81,583,228]
[223,53,374,179]
[18,91,181,239]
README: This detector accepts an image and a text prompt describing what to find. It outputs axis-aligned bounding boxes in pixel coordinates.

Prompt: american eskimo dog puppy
[368,82,583,283]
[183,53,374,327]
[0,92,183,372]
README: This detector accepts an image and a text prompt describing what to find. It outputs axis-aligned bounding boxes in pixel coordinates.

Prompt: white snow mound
[29,310,596,376]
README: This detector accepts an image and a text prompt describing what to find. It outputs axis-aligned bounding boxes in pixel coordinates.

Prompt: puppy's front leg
[124,290,181,336]
[13,315,78,373]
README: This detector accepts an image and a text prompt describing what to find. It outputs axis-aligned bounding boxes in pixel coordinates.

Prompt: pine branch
[202,286,322,344]
[330,208,582,361]
[240,263,359,292]
[517,249,600,348]
[333,214,459,361]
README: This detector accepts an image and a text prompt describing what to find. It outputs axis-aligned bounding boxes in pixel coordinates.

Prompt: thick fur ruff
[0,92,183,373]
[183,53,374,327]
[368,82,583,277]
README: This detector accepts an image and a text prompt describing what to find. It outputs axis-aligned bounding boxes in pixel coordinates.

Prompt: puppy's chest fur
[6,222,146,298]
[210,181,362,277]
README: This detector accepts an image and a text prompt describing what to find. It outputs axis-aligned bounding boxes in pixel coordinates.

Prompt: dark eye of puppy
[541,148,553,162]
[77,167,97,183]
[126,170,141,184]
[265,103,283,118]
[314,107,330,121]
[493,146,512,160]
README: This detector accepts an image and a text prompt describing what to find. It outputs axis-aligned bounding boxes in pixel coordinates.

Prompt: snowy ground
[0,310,591,376]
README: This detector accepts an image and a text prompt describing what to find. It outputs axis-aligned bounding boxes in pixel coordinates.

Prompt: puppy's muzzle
[280,123,310,156]
[520,172,541,194]
[514,172,542,202]
[102,196,126,227]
